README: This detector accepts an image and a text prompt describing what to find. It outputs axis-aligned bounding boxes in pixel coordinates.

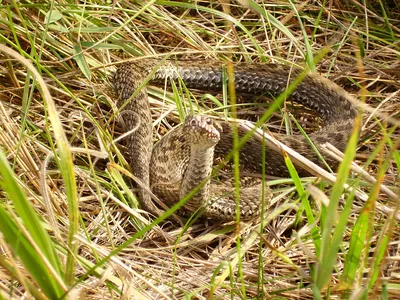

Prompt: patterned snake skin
[113,59,358,220]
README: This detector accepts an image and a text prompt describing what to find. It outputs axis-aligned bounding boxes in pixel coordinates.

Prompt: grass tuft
[0,1,399,298]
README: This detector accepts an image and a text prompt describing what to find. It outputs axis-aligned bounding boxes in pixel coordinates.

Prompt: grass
[0,1,399,299]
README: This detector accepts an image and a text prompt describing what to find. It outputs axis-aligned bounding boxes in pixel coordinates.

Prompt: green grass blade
[0,44,79,286]
[0,149,65,298]
[283,151,321,254]
[341,190,367,287]
[315,115,361,290]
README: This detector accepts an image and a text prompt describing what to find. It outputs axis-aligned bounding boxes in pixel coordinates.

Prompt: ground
[0,1,399,299]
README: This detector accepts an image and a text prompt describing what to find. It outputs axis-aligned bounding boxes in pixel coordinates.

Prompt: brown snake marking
[113,59,358,220]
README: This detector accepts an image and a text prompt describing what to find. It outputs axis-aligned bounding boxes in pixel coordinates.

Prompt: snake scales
[113,59,358,221]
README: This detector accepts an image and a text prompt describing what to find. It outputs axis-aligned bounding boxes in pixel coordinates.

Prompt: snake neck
[180,145,215,213]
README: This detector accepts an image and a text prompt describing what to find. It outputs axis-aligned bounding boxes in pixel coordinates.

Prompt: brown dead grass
[0,1,399,299]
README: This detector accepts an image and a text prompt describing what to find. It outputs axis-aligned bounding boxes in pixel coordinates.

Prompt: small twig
[113,110,141,144]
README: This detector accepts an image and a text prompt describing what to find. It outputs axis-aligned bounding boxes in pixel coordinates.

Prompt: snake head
[182,115,221,148]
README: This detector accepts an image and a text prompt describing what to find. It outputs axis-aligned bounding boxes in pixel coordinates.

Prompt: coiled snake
[113,59,357,221]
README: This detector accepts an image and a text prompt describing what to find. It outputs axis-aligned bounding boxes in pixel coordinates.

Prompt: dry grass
[0,1,399,299]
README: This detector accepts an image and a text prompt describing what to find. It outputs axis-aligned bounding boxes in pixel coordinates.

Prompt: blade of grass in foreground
[314,115,361,291]
[365,126,399,294]
[340,192,369,288]
[340,124,397,290]
[0,149,66,298]
[0,44,79,286]
[283,151,321,254]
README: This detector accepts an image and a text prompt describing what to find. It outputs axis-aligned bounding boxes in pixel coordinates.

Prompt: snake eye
[205,118,212,125]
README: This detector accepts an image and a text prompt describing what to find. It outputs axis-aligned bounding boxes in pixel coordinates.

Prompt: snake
[113,59,358,221]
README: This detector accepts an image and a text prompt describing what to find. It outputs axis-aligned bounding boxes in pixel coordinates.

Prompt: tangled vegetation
[0,1,399,299]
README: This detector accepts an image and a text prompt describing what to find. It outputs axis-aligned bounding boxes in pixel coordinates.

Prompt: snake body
[113,59,358,220]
